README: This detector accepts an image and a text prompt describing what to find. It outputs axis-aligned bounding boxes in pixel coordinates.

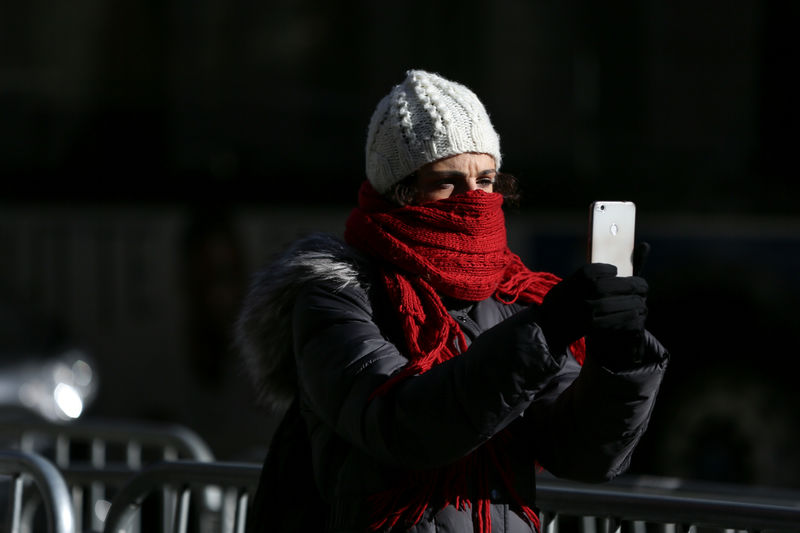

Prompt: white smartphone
[588,201,636,276]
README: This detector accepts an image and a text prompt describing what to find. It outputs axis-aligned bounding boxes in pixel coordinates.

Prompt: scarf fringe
[367,441,541,533]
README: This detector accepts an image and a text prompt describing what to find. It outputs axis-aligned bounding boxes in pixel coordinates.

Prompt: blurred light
[54,383,83,419]
[71,358,93,387]
[18,382,42,410]
[204,486,222,510]
[94,499,111,522]
[3,348,97,422]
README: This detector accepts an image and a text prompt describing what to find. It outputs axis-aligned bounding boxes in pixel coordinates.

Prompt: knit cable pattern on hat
[365,69,502,194]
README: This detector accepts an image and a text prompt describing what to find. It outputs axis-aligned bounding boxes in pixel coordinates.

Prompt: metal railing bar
[55,435,69,468]
[8,474,23,533]
[126,441,142,469]
[0,450,76,533]
[536,479,800,531]
[174,487,190,533]
[6,418,214,462]
[235,492,248,533]
[102,461,260,533]
[71,485,83,533]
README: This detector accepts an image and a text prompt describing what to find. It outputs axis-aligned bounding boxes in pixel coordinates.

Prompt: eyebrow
[428,168,497,177]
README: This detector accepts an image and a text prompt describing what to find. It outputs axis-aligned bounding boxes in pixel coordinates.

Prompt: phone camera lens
[600,205,605,211]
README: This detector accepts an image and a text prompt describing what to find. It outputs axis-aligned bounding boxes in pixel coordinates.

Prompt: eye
[476,174,496,188]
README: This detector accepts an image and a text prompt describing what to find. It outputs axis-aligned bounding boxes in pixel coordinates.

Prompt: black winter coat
[238,233,669,533]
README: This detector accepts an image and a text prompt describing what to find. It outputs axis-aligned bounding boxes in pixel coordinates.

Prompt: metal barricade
[537,474,800,533]
[1,416,214,466]
[0,449,76,533]
[99,462,800,533]
[0,415,215,533]
[101,461,260,533]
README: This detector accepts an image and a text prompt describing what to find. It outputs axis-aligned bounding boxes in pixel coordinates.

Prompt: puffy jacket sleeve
[514,330,669,482]
[292,279,566,470]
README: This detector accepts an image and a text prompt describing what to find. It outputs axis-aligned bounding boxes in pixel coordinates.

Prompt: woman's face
[413,153,497,204]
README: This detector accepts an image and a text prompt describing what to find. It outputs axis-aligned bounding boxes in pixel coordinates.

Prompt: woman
[237,69,669,533]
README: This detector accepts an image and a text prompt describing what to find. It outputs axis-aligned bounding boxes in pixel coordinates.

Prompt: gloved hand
[586,271,649,370]
[632,241,650,276]
[537,263,617,353]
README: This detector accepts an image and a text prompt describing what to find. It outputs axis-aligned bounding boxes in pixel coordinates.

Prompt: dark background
[2,1,797,212]
[2,1,799,489]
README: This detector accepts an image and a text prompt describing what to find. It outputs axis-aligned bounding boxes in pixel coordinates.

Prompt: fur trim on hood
[235,233,368,411]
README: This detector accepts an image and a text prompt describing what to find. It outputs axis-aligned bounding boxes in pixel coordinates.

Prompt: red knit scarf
[343,181,585,533]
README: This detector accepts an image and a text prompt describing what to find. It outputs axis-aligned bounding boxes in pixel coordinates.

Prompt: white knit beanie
[365,69,502,194]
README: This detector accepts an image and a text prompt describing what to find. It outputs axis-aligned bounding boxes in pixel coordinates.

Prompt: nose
[455,178,480,195]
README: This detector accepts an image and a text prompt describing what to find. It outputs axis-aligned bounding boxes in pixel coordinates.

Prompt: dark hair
[387,171,521,208]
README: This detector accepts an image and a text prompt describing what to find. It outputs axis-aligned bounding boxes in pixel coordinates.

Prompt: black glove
[586,272,649,370]
[537,263,617,353]
[632,241,650,276]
